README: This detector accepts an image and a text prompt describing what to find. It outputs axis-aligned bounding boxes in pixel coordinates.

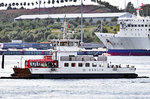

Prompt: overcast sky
[0,0,149,9]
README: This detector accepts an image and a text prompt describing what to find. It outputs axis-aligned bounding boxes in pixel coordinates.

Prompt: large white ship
[95,10,150,56]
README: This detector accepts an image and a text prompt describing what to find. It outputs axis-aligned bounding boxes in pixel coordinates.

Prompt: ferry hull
[30,73,138,79]
[12,68,138,79]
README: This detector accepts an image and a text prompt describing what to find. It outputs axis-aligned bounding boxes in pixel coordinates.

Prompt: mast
[81,0,83,43]
[63,15,67,39]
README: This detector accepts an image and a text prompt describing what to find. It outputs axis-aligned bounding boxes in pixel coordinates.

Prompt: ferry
[11,39,138,78]
[95,9,150,56]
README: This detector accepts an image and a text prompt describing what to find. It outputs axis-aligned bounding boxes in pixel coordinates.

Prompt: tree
[48,0,51,4]
[20,3,23,6]
[12,3,15,7]
[7,5,12,10]
[61,0,64,3]
[89,18,93,24]
[5,3,7,7]
[111,17,117,22]
[36,1,38,5]
[126,2,136,14]
[52,0,55,4]
[16,3,19,6]
[27,3,30,6]
[24,2,26,6]
[31,2,34,6]
[73,0,77,2]
[56,18,60,22]
[57,0,59,3]
[1,3,4,7]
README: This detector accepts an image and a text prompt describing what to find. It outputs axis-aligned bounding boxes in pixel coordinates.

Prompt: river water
[0,56,150,99]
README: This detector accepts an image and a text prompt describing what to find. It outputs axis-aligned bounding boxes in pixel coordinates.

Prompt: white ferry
[12,39,138,78]
[95,10,150,56]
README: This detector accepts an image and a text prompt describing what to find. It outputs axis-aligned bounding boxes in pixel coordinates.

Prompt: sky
[0,0,149,10]
[102,0,150,9]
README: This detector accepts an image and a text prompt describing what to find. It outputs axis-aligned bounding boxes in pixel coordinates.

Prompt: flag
[68,24,70,29]
[137,8,143,10]
[142,3,146,7]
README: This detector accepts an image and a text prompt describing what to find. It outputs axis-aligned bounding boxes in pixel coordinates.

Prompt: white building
[14,12,133,22]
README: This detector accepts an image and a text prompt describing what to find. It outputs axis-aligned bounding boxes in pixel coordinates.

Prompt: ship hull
[95,33,150,56]
[108,49,150,56]
[30,73,137,79]
[12,68,138,79]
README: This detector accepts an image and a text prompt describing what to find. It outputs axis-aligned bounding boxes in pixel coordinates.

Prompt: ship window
[78,63,83,67]
[64,63,69,67]
[149,29,150,31]
[69,57,72,61]
[135,25,137,27]
[145,25,148,27]
[92,63,97,67]
[71,63,76,67]
[141,25,144,27]
[128,24,130,27]
[138,25,140,27]
[25,61,28,67]
[85,63,90,67]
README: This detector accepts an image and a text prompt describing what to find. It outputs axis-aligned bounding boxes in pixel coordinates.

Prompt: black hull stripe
[30,73,138,79]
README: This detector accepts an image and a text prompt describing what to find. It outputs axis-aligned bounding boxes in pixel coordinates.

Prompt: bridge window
[92,63,97,67]
[71,63,76,67]
[85,63,90,67]
[64,63,69,67]
[78,63,83,67]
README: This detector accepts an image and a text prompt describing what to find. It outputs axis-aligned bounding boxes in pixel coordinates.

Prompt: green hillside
[0,2,122,43]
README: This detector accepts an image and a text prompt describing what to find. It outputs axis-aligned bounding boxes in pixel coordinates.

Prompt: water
[0,56,150,99]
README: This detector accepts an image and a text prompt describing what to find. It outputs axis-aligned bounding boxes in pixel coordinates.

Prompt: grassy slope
[0,5,110,21]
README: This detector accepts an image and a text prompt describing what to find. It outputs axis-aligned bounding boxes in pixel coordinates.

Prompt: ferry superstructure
[95,11,150,56]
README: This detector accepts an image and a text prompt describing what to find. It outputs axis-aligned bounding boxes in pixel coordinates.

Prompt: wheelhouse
[25,56,58,68]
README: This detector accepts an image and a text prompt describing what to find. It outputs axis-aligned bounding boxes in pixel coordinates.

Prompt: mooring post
[1,52,4,69]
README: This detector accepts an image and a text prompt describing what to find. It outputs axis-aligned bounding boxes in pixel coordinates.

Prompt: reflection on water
[0,56,150,99]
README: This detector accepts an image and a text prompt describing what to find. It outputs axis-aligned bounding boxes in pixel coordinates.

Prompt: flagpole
[39,0,41,14]
[137,0,138,8]
[124,0,126,11]
[81,0,83,43]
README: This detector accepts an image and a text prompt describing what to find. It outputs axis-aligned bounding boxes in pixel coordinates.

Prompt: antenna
[137,0,139,8]
[124,0,126,11]
[81,0,83,43]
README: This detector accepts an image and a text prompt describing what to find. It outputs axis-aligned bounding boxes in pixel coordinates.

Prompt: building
[14,12,133,23]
